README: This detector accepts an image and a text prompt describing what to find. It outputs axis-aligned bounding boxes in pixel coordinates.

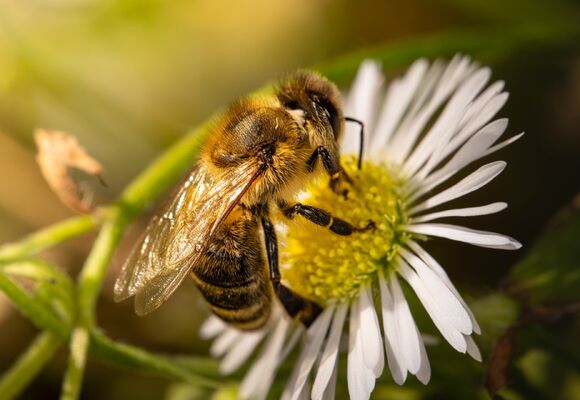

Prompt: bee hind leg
[274,283,322,327]
[261,214,322,327]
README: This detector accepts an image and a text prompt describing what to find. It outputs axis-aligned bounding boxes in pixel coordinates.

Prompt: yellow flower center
[281,156,410,305]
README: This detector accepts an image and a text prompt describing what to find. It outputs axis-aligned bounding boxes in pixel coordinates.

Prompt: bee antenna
[344,117,365,170]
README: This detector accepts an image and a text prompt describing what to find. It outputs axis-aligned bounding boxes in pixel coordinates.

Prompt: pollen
[281,156,410,305]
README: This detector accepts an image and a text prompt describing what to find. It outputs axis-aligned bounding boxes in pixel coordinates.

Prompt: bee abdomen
[209,301,270,330]
[192,270,271,330]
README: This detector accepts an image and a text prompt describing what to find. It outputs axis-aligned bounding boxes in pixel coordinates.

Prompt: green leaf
[317,24,578,85]
[510,208,580,303]
[468,293,520,351]
[441,0,579,26]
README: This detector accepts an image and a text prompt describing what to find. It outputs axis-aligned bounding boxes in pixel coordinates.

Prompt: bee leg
[261,215,322,327]
[306,146,349,197]
[281,202,375,236]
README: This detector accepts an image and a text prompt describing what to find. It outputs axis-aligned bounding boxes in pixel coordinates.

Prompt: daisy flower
[200,55,523,400]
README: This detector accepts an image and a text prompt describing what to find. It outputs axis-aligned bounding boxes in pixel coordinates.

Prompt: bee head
[277,71,344,143]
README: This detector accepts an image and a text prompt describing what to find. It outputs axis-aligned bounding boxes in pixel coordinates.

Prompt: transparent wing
[114,161,262,315]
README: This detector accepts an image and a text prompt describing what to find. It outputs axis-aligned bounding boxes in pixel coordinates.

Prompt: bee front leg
[261,214,321,327]
[281,202,374,236]
[306,146,350,196]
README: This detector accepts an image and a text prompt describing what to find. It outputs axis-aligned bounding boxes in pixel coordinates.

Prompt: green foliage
[511,208,580,304]
[483,204,580,398]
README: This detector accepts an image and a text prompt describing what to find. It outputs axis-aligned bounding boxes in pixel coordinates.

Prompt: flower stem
[90,330,221,389]
[118,120,213,217]
[60,211,127,400]
[0,272,69,338]
[0,215,98,260]
[60,328,89,400]
[0,331,62,400]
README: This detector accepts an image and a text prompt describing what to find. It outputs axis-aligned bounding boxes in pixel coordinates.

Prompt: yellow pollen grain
[281,156,409,305]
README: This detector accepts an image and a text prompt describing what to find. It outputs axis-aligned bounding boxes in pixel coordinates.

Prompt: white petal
[312,303,348,400]
[359,284,385,377]
[321,363,338,400]
[451,92,509,156]
[404,67,491,177]
[379,271,428,381]
[465,335,482,362]
[411,119,509,201]
[458,80,506,132]
[289,306,335,400]
[393,55,473,165]
[400,249,473,335]
[297,379,310,400]
[408,241,481,334]
[415,337,431,385]
[387,60,447,164]
[370,58,428,155]
[412,161,506,213]
[411,202,507,222]
[426,84,508,174]
[378,273,408,384]
[240,318,290,400]
[348,299,375,400]
[220,329,267,374]
[210,328,242,357]
[483,132,525,157]
[199,316,225,339]
[407,223,522,250]
[398,260,467,353]
[343,60,384,154]
[280,327,302,360]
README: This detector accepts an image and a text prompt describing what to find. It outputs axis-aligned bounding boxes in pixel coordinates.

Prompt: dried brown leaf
[34,129,105,213]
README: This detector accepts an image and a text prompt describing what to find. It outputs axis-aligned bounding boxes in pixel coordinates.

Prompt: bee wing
[114,161,262,315]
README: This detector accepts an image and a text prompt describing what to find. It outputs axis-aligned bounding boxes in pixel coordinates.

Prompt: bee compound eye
[318,99,340,138]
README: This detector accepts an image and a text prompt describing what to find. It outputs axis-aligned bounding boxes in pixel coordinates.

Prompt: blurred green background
[0,0,578,399]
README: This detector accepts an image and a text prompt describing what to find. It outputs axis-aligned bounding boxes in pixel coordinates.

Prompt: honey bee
[114,71,370,330]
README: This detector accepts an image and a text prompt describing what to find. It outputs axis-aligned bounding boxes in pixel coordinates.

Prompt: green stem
[76,212,127,325]
[90,331,221,389]
[0,331,62,400]
[118,120,213,218]
[0,215,98,260]
[60,328,89,400]
[61,210,128,400]
[0,273,69,338]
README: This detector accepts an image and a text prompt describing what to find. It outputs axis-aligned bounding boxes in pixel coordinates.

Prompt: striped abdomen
[190,210,272,330]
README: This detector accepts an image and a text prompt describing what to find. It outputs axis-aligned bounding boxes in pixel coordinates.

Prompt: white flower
[201,55,522,400]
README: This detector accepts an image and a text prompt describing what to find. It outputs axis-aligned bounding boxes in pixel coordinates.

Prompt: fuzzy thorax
[281,156,410,305]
